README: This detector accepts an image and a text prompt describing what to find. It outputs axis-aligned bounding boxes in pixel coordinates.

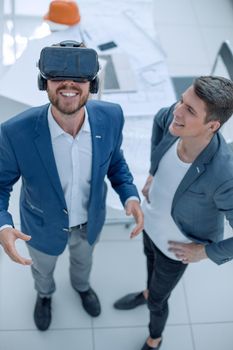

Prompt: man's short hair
[193,76,233,127]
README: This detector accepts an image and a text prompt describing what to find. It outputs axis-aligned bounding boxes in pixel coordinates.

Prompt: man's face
[47,79,90,116]
[169,86,219,139]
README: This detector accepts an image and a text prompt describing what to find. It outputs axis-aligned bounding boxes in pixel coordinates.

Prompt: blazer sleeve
[0,123,20,226]
[205,178,233,265]
[106,106,139,205]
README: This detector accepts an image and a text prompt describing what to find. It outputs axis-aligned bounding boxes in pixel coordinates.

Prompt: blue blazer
[149,104,233,265]
[0,100,139,255]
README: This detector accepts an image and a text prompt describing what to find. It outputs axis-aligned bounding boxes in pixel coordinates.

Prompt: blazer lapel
[172,134,219,210]
[33,105,66,206]
[172,163,205,210]
[86,102,105,169]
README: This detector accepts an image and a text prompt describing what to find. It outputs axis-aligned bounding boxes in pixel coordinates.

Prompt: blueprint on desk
[80,1,176,117]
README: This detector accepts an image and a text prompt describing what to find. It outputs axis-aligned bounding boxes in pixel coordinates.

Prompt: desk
[0,0,176,211]
[80,1,175,117]
[0,1,175,115]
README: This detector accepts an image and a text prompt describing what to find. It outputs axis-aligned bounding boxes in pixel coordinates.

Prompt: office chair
[172,40,233,147]
[210,40,233,79]
[172,40,233,99]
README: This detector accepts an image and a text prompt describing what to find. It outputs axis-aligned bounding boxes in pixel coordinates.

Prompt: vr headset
[37,40,100,93]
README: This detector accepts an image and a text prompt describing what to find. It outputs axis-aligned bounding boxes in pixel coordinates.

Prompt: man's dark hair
[193,76,233,127]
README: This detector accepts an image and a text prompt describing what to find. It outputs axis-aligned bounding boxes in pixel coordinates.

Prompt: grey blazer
[149,104,233,265]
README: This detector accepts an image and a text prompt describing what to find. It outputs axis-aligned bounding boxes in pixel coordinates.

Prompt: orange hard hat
[44,0,81,26]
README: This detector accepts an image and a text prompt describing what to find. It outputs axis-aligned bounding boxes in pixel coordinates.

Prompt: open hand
[0,227,32,265]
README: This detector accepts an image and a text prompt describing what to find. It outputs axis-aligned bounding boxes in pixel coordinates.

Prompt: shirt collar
[48,104,90,140]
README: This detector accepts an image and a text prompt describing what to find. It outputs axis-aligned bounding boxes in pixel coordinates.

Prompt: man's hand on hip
[125,200,144,238]
[168,241,208,264]
[0,227,32,265]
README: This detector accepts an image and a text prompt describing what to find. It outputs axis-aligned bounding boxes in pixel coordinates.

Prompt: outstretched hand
[0,227,32,265]
[125,200,144,238]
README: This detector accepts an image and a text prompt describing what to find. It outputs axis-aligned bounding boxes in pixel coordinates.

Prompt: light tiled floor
[1,1,233,350]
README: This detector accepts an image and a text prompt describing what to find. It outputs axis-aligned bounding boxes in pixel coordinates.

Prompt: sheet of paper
[82,12,164,69]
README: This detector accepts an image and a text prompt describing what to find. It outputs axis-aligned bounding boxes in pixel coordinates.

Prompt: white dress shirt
[48,105,92,227]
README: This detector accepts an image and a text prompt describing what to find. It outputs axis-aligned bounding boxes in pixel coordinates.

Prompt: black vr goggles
[37,40,100,93]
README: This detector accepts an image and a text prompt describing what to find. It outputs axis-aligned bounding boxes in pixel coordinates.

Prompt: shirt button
[62,228,69,232]
[63,209,68,214]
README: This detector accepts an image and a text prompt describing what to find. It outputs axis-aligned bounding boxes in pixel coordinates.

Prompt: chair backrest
[211,41,233,144]
[211,40,233,80]
[171,40,233,100]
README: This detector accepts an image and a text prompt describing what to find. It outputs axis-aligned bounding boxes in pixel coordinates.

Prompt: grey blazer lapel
[172,134,219,209]
[33,106,66,206]
[172,163,205,209]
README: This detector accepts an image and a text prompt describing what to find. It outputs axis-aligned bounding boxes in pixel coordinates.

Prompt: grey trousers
[27,224,95,298]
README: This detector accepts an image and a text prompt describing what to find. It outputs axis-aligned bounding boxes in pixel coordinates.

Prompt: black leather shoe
[141,338,162,350]
[78,287,101,317]
[34,295,51,331]
[114,292,147,310]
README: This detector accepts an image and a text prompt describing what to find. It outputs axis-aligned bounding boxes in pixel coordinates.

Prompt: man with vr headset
[0,40,143,331]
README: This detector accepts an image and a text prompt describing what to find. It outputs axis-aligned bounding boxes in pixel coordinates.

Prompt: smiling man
[114,76,233,350]
[0,41,143,331]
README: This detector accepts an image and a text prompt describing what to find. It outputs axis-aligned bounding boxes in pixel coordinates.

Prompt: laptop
[99,53,137,93]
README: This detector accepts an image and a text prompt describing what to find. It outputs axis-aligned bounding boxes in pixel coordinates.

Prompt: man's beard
[47,84,89,116]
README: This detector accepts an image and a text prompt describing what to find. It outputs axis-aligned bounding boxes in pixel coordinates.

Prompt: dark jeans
[143,230,187,339]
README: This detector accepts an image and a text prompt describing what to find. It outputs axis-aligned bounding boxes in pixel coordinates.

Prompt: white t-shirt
[142,139,192,260]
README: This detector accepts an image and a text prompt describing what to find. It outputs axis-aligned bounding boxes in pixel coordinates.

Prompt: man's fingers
[15,230,31,241]
[182,259,189,265]
[4,244,32,265]
[11,254,32,265]
[130,212,144,238]
[168,241,186,248]
[130,222,143,238]
[168,245,183,252]
[168,241,187,254]
[125,201,144,238]
[169,247,184,254]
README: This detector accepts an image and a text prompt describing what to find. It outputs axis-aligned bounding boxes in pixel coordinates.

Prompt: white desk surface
[0,1,176,210]
[0,1,175,116]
